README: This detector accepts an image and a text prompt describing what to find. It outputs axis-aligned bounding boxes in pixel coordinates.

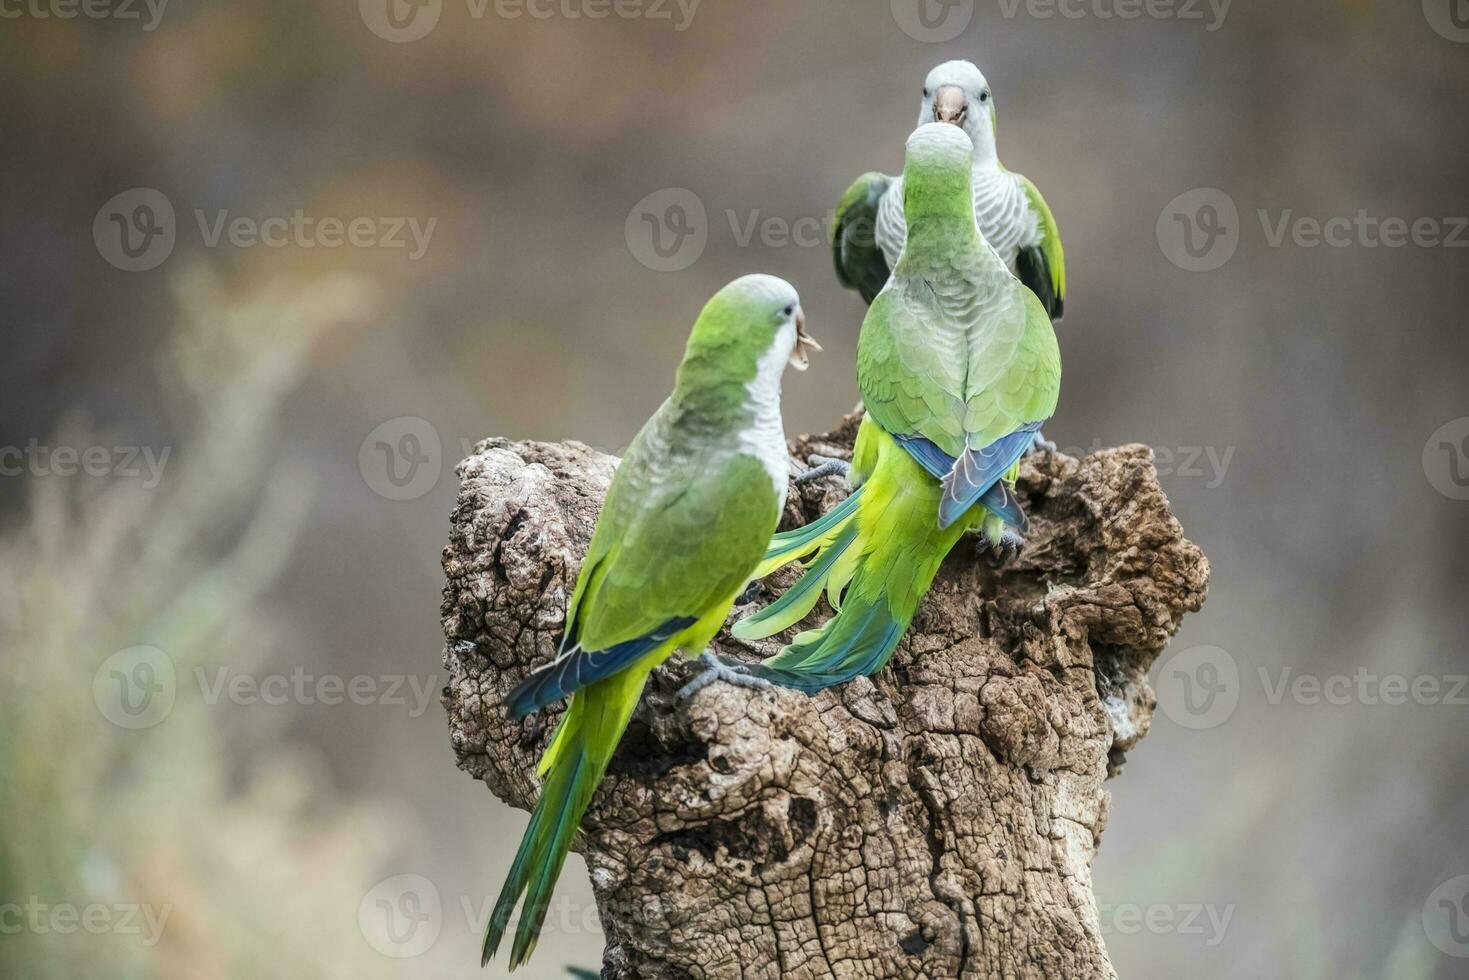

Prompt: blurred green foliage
[0,271,398,980]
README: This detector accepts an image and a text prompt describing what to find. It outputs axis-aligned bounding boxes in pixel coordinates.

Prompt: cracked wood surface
[441,411,1209,979]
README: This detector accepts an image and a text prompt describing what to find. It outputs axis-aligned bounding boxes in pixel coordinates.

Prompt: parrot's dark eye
[979,91,989,102]
[923,88,930,98]
[782,304,795,316]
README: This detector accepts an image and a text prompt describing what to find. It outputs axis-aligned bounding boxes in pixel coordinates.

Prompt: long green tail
[483,667,648,970]
[734,423,987,693]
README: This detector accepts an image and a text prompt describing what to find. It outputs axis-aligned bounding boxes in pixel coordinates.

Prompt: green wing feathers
[833,172,894,304]
[1018,177,1066,321]
[486,444,782,969]
[567,440,778,656]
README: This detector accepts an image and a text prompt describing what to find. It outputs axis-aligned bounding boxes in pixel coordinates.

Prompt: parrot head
[683,275,820,384]
[918,60,997,164]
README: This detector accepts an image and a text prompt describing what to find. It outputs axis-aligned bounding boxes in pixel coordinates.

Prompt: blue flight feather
[936,423,1042,530]
[505,617,696,718]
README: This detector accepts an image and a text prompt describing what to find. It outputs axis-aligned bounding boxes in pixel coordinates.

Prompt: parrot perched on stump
[739,123,1061,694]
[834,59,1067,322]
[482,274,819,970]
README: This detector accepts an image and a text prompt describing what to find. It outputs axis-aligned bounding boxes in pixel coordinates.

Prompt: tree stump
[441,411,1210,979]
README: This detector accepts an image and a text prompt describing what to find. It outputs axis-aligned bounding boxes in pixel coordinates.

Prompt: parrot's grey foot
[1030,431,1057,454]
[678,651,773,699]
[736,581,763,605]
[981,528,1027,567]
[450,639,478,657]
[795,454,850,484]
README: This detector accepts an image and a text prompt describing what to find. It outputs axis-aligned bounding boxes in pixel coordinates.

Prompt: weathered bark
[441,411,1209,980]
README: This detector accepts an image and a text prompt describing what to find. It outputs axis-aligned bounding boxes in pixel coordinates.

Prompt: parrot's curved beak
[789,309,821,371]
[932,85,968,127]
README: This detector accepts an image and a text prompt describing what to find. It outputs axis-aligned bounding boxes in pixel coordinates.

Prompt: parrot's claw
[451,639,478,657]
[982,528,1027,567]
[736,581,763,605]
[795,454,850,484]
[678,651,773,699]
[1029,431,1057,455]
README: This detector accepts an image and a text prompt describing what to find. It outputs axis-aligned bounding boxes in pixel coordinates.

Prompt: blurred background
[2,1,1467,977]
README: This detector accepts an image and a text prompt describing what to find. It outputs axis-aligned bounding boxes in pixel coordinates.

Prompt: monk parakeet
[738,124,1060,693]
[834,60,1067,321]
[482,274,818,970]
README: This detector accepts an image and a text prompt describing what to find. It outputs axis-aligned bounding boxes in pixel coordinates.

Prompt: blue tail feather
[734,521,860,639]
[505,617,695,718]
[753,595,903,692]
[937,424,1041,529]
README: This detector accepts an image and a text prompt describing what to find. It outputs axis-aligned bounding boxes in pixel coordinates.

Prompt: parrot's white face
[733,274,819,374]
[918,60,997,166]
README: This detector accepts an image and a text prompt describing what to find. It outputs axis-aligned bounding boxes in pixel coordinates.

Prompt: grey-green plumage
[834,60,1067,321]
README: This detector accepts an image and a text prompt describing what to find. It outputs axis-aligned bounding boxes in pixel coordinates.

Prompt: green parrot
[737,123,1061,693]
[834,59,1067,321]
[482,274,819,970]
